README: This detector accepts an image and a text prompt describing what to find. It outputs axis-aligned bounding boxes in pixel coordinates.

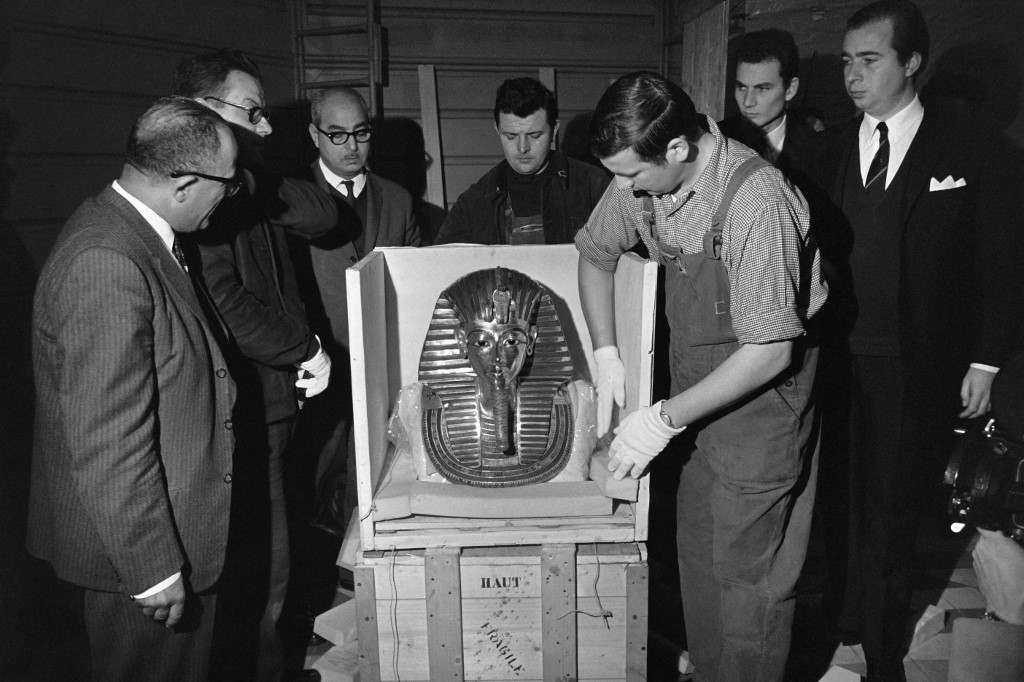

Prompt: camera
[945,418,1024,545]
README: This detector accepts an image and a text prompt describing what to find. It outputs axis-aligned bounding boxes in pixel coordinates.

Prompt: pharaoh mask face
[455,288,538,388]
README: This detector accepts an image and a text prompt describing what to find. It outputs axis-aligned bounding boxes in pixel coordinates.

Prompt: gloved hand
[608,400,685,480]
[296,335,331,398]
[594,345,626,438]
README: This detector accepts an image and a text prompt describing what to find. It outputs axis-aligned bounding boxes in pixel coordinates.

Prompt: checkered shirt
[575,118,827,344]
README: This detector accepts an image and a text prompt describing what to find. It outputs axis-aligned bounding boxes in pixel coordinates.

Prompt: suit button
[783,379,794,387]
[216,368,227,378]
[223,473,232,484]
[349,256,358,263]
[224,419,233,430]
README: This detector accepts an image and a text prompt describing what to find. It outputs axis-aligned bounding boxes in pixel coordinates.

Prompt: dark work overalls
[647,158,820,682]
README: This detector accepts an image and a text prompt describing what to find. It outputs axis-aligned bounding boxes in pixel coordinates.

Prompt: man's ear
[172,175,196,204]
[552,119,560,145]
[665,136,694,164]
[308,123,321,151]
[784,76,800,103]
[904,52,922,78]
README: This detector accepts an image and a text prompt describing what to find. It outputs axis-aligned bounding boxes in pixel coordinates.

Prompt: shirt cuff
[133,572,181,599]
[970,363,999,373]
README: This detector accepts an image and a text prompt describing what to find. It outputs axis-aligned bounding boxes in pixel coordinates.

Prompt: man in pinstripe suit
[27,97,239,681]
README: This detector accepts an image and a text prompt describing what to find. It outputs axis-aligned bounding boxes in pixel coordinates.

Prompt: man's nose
[344,135,359,151]
[743,89,756,108]
[615,176,633,190]
[517,136,529,153]
[256,117,273,137]
[846,65,860,84]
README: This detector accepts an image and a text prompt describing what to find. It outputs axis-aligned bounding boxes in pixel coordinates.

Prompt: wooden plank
[373,503,635,530]
[425,548,465,681]
[409,480,613,518]
[418,64,447,210]
[541,544,577,681]
[625,562,649,682]
[348,251,389,550]
[679,1,729,121]
[355,564,381,682]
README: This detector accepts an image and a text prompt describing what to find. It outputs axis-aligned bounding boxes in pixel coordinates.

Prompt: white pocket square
[929,175,967,191]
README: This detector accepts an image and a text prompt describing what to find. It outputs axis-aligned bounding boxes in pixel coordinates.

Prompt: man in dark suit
[173,50,337,681]
[291,86,421,535]
[719,28,816,183]
[27,97,238,681]
[814,2,1021,678]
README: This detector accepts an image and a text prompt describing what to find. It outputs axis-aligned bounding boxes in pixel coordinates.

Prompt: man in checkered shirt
[575,71,827,681]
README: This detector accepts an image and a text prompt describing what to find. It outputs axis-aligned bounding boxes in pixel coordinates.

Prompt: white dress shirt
[319,158,366,199]
[859,95,924,189]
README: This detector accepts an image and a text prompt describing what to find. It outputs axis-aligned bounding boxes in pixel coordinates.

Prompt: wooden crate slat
[541,544,578,681]
[425,547,465,680]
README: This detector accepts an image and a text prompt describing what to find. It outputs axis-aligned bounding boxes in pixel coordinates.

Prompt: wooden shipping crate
[355,542,648,682]
[347,245,659,551]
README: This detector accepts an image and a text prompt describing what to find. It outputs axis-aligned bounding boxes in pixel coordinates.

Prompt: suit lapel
[895,110,944,226]
[363,174,382,250]
[99,187,223,343]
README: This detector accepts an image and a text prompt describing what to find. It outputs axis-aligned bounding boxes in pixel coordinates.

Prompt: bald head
[309,87,373,179]
[310,87,368,127]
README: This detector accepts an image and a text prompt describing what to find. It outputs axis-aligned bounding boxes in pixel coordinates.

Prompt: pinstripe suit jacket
[27,185,237,596]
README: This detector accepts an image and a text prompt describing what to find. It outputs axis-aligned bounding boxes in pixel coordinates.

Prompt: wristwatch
[659,402,677,429]
[983,611,1005,622]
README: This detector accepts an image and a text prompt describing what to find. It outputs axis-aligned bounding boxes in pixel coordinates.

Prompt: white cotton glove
[608,401,685,480]
[296,335,331,398]
[593,345,626,438]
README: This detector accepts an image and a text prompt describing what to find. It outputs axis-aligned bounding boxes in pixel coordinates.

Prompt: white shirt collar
[765,114,787,158]
[319,158,366,197]
[111,180,175,253]
[860,95,924,144]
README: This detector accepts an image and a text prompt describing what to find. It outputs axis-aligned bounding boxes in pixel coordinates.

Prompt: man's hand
[607,401,685,480]
[974,528,1024,625]
[593,346,626,438]
[297,336,331,398]
[134,575,186,627]
[960,367,996,418]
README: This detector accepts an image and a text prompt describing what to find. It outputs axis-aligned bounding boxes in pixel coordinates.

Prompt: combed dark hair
[126,97,226,177]
[735,28,800,85]
[848,0,929,76]
[589,71,701,164]
[309,86,369,127]
[493,78,558,128]
[171,49,263,99]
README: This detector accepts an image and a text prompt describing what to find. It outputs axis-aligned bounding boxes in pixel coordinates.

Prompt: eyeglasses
[170,170,244,197]
[313,123,373,146]
[203,96,268,125]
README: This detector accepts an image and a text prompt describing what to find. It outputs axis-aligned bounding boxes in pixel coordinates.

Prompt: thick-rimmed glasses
[313,123,373,146]
[203,96,268,125]
[170,170,244,197]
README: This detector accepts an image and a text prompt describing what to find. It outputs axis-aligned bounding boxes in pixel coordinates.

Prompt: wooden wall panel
[298,0,661,226]
[678,1,729,122]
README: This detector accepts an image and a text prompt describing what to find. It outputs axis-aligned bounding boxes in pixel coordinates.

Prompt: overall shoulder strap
[705,156,771,258]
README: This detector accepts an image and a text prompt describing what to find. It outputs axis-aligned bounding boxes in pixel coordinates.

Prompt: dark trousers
[210,417,292,681]
[839,354,955,681]
[82,584,216,681]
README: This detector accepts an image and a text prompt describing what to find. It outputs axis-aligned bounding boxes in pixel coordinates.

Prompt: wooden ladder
[291,0,385,117]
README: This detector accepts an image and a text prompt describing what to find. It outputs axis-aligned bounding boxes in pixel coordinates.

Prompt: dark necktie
[865,121,889,200]
[340,180,356,206]
[171,237,189,273]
